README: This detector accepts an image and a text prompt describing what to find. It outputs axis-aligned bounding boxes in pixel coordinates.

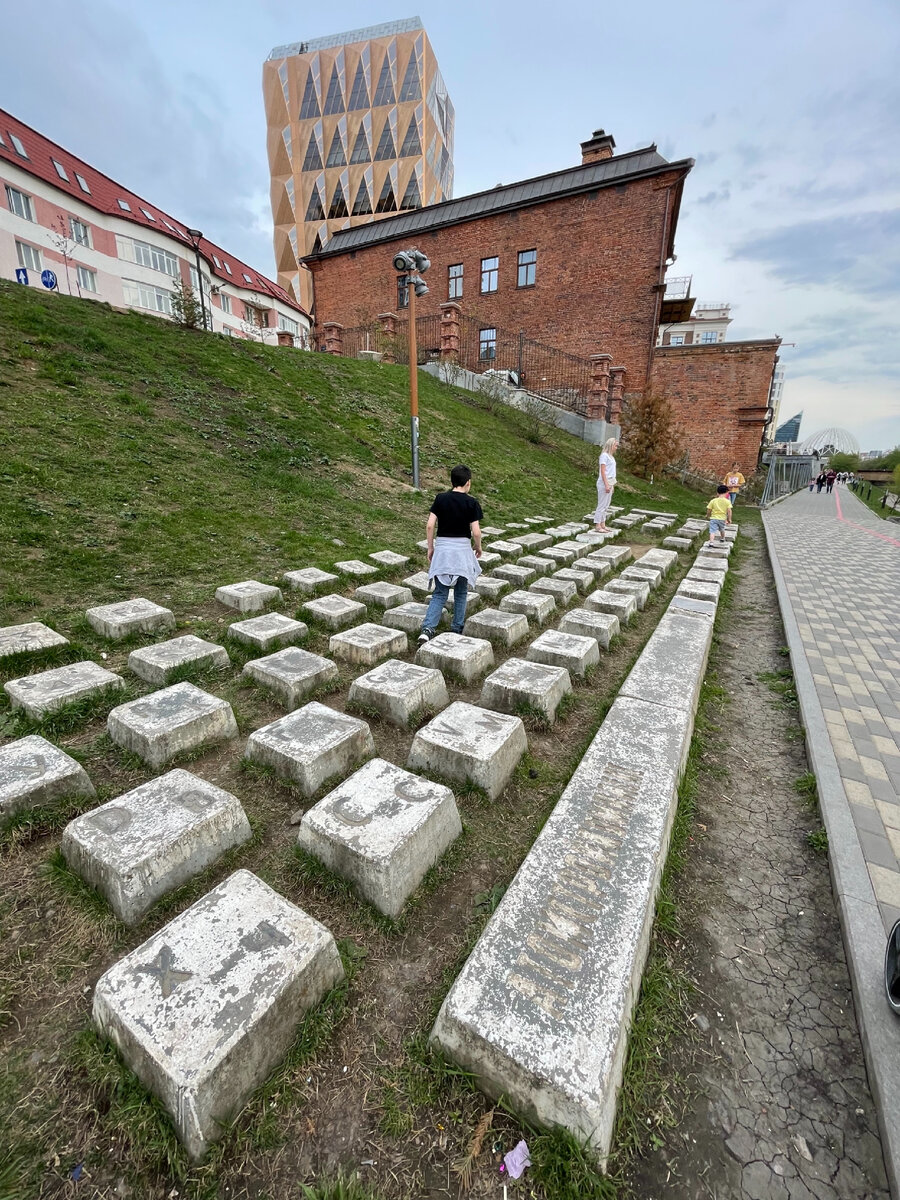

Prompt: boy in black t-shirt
[418,465,484,641]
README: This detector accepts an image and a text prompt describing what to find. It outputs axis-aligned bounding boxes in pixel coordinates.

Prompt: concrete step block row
[480,657,572,723]
[416,632,494,683]
[347,658,449,726]
[0,733,96,817]
[86,599,176,640]
[500,590,556,626]
[215,582,282,613]
[227,615,307,654]
[408,701,527,799]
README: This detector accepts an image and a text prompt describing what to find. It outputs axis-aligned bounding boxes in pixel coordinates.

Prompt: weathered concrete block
[402,571,433,598]
[619,608,714,715]
[670,595,718,619]
[677,579,721,603]
[408,701,527,799]
[334,559,378,578]
[416,633,494,683]
[62,769,251,923]
[636,548,678,576]
[675,526,702,542]
[526,630,599,678]
[477,551,502,567]
[620,565,663,590]
[586,545,632,567]
[536,546,576,565]
[550,541,589,560]
[85,598,176,641]
[612,514,641,528]
[369,550,410,568]
[429,693,693,1161]
[500,590,556,625]
[416,539,430,551]
[0,622,68,658]
[543,525,575,538]
[215,581,282,613]
[5,661,124,720]
[662,537,693,551]
[551,567,594,595]
[348,659,449,726]
[509,532,553,551]
[246,702,375,795]
[559,608,620,649]
[129,636,230,685]
[227,614,308,653]
[505,522,529,530]
[686,567,727,586]
[382,602,448,634]
[484,540,523,559]
[574,532,609,546]
[449,592,483,618]
[301,595,367,631]
[606,579,651,610]
[494,563,537,587]
[108,683,238,769]
[282,567,339,595]
[516,555,554,577]
[0,734,95,817]
[530,577,577,606]
[584,589,637,624]
[480,526,506,537]
[698,545,731,560]
[474,575,512,601]
[243,648,338,709]
[481,658,571,723]
[298,760,461,917]
[329,623,408,666]
[464,609,529,648]
[354,582,414,610]
[573,557,613,584]
[93,869,344,1160]
[632,509,678,520]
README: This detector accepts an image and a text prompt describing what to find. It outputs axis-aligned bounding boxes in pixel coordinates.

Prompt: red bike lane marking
[834,489,900,547]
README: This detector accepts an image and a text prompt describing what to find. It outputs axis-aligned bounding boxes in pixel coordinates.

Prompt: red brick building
[304,130,693,401]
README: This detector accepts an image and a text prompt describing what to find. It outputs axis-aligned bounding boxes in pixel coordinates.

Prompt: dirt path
[629,521,890,1199]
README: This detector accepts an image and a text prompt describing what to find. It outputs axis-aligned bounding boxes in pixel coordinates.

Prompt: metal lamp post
[185,228,208,331]
[392,249,430,488]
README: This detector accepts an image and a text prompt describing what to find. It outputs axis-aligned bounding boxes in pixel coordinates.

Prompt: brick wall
[307,167,687,395]
[648,340,781,477]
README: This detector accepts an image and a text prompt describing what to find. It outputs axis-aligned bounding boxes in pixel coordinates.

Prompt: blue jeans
[423,576,468,634]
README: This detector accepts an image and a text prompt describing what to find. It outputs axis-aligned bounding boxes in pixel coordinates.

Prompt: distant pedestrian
[706,484,732,546]
[723,462,746,505]
[826,468,837,494]
[816,471,827,493]
[808,474,815,493]
[593,437,618,532]
[418,465,483,643]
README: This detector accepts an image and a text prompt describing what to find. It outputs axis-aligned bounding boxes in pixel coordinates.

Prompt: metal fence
[338,313,595,415]
[759,454,816,507]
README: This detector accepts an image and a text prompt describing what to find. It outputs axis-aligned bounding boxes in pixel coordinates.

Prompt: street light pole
[186,228,208,331]
[407,276,419,489]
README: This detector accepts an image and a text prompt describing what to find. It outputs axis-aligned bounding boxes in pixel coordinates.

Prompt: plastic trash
[503,1140,531,1179]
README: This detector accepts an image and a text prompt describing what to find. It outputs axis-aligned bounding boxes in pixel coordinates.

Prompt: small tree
[618,390,684,479]
[48,215,77,296]
[170,276,203,329]
[827,451,859,473]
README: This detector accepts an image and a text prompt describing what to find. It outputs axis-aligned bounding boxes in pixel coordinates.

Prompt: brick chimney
[581,129,616,164]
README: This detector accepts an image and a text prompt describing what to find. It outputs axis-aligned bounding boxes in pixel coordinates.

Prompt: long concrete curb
[762,512,900,1200]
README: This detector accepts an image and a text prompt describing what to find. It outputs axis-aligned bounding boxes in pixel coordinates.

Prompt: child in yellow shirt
[706,485,733,546]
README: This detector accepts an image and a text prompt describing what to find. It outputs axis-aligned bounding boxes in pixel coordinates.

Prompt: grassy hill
[0,282,707,624]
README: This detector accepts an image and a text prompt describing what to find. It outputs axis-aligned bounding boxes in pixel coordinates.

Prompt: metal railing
[759,454,816,507]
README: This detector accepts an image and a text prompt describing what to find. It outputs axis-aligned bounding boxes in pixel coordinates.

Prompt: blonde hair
[603,437,618,454]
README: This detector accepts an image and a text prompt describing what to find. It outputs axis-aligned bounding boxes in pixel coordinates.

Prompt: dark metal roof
[305,146,693,260]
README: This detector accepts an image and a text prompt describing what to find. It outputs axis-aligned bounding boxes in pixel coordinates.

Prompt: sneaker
[417,630,435,644]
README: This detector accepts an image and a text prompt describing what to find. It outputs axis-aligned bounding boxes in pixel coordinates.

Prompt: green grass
[847,484,900,522]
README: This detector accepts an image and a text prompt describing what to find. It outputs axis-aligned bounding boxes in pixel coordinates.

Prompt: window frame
[397,275,409,309]
[5,185,35,221]
[51,158,69,181]
[70,217,92,248]
[16,240,42,272]
[219,292,232,315]
[479,327,497,361]
[278,313,299,336]
[74,173,91,194]
[122,278,173,316]
[700,330,718,344]
[9,133,28,159]
[76,264,98,293]
[448,262,463,299]
[480,255,498,294]
[517,248,537,288]
[669,334,685,346]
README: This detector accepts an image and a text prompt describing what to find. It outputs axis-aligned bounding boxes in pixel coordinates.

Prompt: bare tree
[48,215,77,296]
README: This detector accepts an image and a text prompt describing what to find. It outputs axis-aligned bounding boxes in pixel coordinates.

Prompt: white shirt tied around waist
[428,536,482,587]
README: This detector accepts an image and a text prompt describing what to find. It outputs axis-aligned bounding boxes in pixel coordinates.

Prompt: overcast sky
[4,0,898,450]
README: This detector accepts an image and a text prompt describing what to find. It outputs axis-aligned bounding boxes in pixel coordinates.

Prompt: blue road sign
[15,267,29,285]
[41,269,58,290]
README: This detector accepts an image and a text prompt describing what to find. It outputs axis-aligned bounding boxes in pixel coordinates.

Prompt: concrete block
[586,545,632,567]
[480,658,572,722]
[429,694,692,1161]
[559,608,620,649]
[517,555,554,576]
[62,769,251,923]
[408,701,527,799]
[451,592,483,618]
[227,614,308,653]
[329,623,408,666]
[108,683,238,769]
[620,565,663,589]
[505,522,529,530]
[243,647,339,709]
[509,532,553,551]
[550,541,589,559]
[474,575,512,601]
[632,509,678,520]
[334,559,378,578]
[636,548,678,576]
[282,567,339,595]
[215,581,282,613]
[694,553,729,573]
[494,563,537,587]
[92,870,344,1160]
[698,545,731,560]
[500,590,556,625]
[619,608,714,715]
[526,630,600,678]
[686,567,726,586]
[670,595,718,619]
[551,568,594,595]
[478,551,502,567]
[354,582,414,610]
[480,526,506,536]
[606,579,651,610]
[416,632,494,683]
[612,514,641,528]
[574,532,609,546]
[301,594,367,631]
[584,589,637,624]
[85,598,176,641]
[298,759,461,916]
[530,577,577,606]
[543,525,574,538]
[662,537,693,551]
[484,540,523,559]
[0,734,95,817]
[675,526,702,542]
[348,659,449,726]
[369,550,410,568]
[464,609,529,648]
[403,571,434,598]
[129,636,230,685]
[416,540,430,551]
[677,579,721,603]
[245,702,375,796]
[573,557,612,583]
[536,546,576,565]
[0,622,68,658]
[5,661,124,720]
[382,602,448,634]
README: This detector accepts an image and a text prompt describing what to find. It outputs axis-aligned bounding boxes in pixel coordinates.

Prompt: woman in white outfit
[594,437,618,532]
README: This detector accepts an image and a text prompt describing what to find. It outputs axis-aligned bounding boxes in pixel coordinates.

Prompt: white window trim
[70,217,92,248]
[16,241,42,271]
[76,265,97,293]
[75,173,91,194]
[6,185,35,221]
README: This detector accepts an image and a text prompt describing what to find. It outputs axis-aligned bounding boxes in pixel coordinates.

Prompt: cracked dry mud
[630,522,890,1200]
